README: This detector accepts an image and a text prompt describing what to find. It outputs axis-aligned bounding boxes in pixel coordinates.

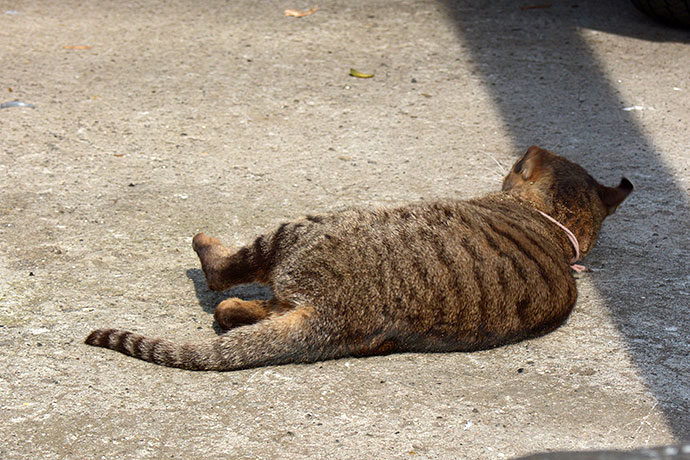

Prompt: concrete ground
[1,0,688,458]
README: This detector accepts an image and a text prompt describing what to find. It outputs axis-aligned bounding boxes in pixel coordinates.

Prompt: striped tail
[85,306,332,371]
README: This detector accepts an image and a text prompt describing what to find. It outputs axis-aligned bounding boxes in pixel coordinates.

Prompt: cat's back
[285,193,568,265]
[275,194,575,302]
[269,194,577,351]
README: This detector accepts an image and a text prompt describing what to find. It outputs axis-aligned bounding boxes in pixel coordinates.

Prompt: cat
[85,146,633,371]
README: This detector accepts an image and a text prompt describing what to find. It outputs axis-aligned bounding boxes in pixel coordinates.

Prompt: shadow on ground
[186,268,273,332]
[439,0,690,437]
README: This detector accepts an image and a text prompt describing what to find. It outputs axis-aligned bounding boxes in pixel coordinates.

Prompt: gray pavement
[1,0,688,459]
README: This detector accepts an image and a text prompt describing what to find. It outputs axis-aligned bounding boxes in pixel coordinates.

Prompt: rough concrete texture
[1,0,688,459]
[516,444,690,459]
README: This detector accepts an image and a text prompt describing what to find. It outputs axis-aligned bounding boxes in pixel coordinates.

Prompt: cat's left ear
[515,146,544,181]
[598,178,633,215]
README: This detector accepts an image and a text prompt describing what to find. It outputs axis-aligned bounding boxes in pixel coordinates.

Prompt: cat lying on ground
[86,146,632,371]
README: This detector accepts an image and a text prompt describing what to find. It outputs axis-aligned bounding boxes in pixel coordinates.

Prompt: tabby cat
[85,146,633,371]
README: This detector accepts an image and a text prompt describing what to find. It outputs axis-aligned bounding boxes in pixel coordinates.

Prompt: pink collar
[537,211,586,273]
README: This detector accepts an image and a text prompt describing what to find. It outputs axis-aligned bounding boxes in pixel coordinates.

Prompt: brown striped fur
[85,146,633,371]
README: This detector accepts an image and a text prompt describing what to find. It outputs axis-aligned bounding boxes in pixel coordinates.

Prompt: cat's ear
[598,178,633,215]
[513,146,544,181]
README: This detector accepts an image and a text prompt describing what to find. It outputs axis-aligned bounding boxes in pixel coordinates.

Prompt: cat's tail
[85,306,335,371]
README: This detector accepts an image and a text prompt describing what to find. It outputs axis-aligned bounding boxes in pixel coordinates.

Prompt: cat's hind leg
[214,298,293,330]
[192,233,268,291]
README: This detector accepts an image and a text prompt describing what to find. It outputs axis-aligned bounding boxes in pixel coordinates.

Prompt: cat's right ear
[598,178,633,215]
[513,146,543,181]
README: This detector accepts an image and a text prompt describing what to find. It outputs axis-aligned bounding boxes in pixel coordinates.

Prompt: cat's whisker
[482,152,508,176]
[470,174,503,183]
[477,165,504,178]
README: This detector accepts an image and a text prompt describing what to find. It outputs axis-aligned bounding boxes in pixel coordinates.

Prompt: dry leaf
[349,68,374,78]
[62,45,93,50]
[285,5,318,17]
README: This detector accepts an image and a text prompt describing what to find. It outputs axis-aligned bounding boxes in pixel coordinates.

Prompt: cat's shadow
[185,268,274,334]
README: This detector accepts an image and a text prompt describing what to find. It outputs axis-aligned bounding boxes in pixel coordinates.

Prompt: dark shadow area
[186,268,274,333]
[439,0,689,437]
[561,1,690,41]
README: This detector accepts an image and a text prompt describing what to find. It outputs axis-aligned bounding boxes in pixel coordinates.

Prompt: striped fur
[85,146,632,371]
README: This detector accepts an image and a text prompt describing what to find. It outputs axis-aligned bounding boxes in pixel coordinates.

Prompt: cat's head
[501,146,633,257]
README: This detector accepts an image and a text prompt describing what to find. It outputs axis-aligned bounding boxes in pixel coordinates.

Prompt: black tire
[631,0,690,27]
